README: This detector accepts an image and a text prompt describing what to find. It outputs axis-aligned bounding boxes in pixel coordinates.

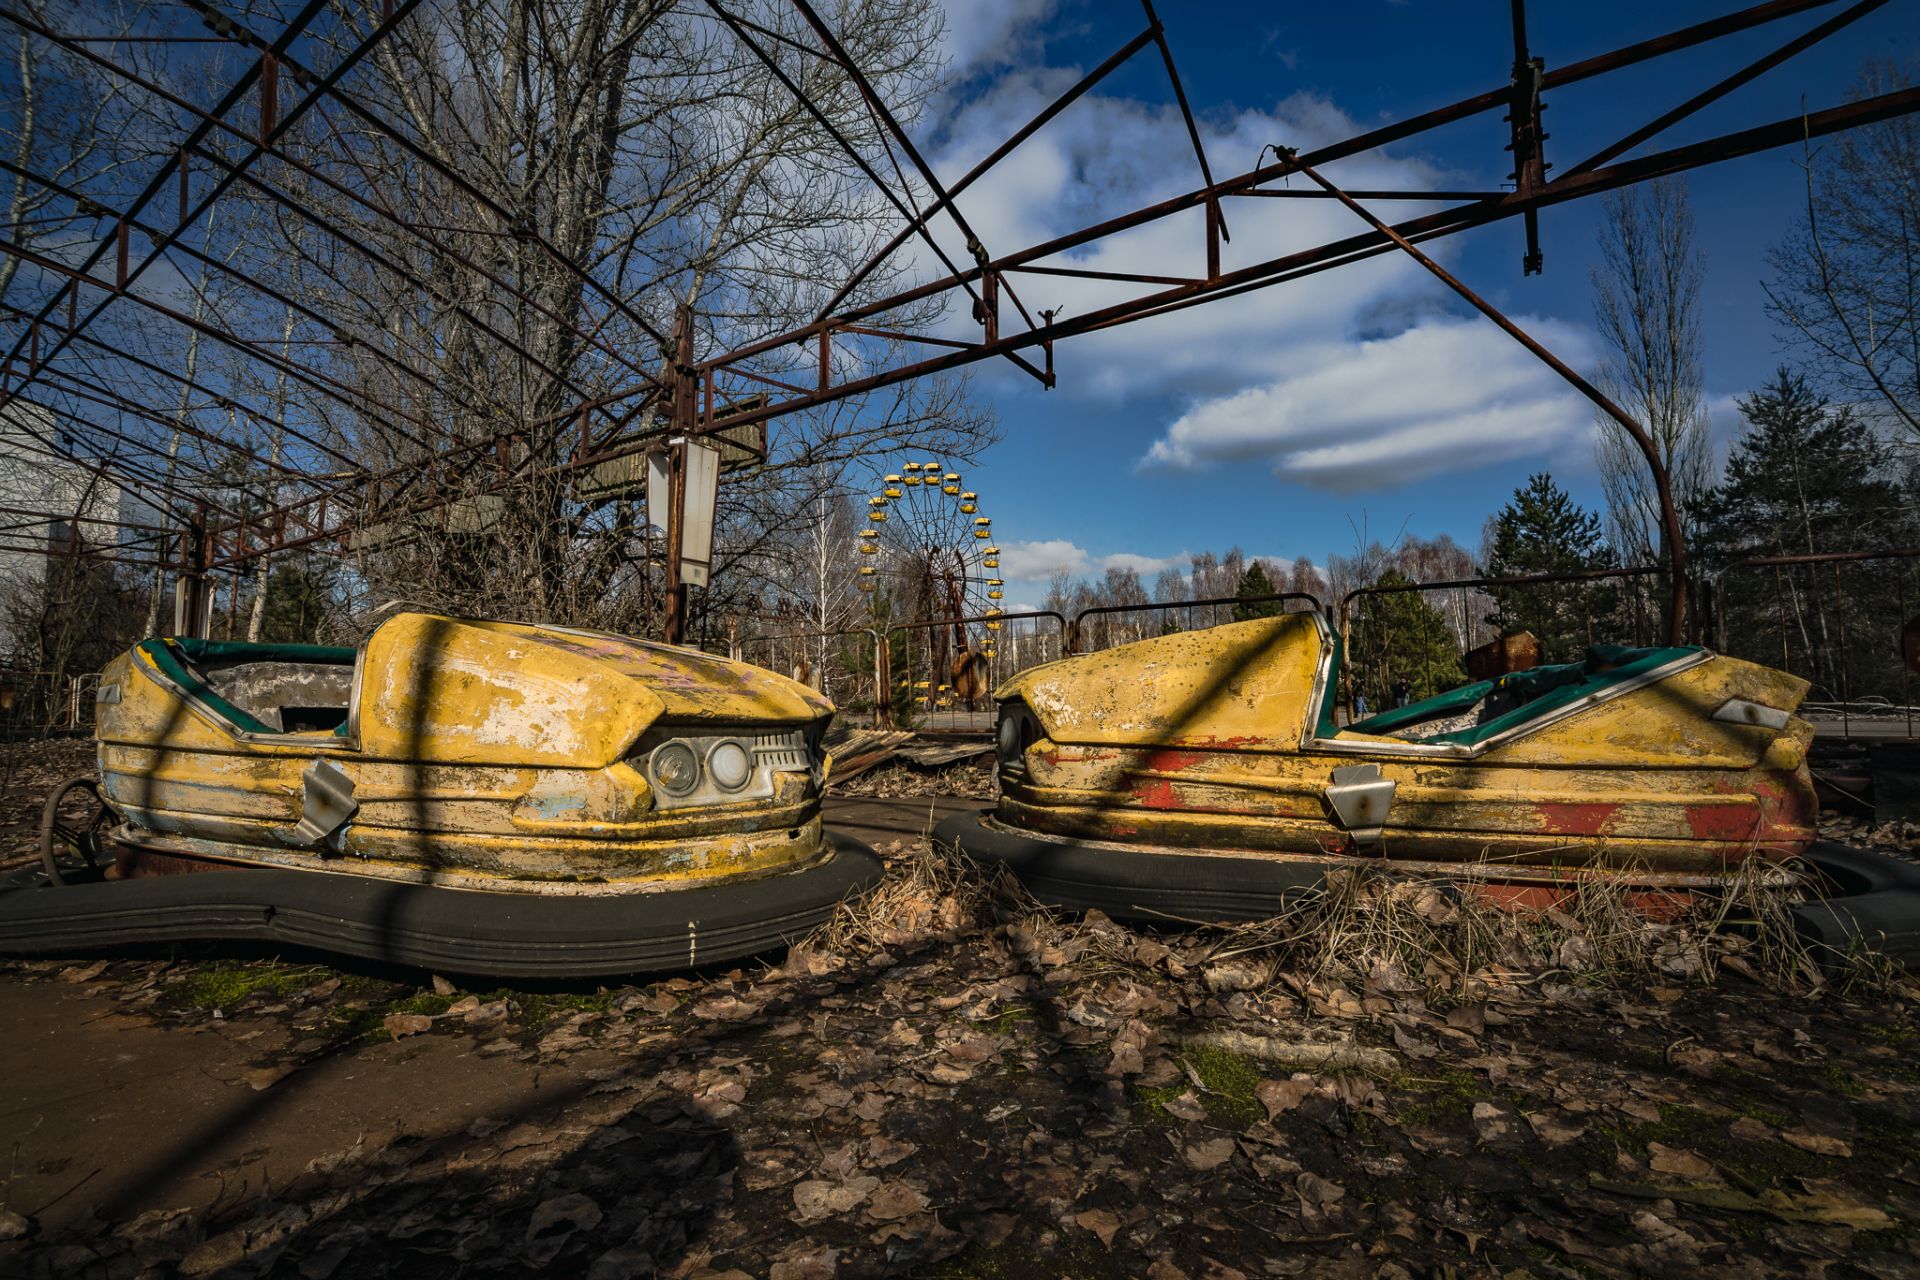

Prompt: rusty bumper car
[0,612,880,977]
[933,615,1920,965]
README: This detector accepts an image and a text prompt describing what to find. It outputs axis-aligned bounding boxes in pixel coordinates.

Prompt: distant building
[0,402,156,658]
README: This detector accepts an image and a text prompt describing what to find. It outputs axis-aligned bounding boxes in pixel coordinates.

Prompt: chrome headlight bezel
[632,725,822,808]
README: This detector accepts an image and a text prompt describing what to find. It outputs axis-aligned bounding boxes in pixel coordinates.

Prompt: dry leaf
[1184,1137,1236,1171]
[864,1181,930,1222]
[1295,1171,1345,1205]
[1781,1129,1852,1157]
[383,1013,432,1040]
[1647,1143,1715,1179]
[1256,1077,1313,1120]
[1162,1091,1207,1122]
[1524,1110,1588,1146]
[1076,1207,1121,1248]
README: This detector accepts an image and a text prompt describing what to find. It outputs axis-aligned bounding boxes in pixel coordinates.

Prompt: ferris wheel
[857,460,1005,685]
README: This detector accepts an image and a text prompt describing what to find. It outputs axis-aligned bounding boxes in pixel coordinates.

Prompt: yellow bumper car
[1,612,880,976]
[936,613,1847,921]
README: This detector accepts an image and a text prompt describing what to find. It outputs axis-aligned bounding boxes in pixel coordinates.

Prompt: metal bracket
[287,759,357,852]
[1325,763,1395,846]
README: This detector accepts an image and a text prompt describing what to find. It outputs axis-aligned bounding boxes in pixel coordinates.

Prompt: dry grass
[810,836,1909,1002]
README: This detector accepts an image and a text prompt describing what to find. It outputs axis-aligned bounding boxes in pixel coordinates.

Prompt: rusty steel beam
[1562,0,1893,178]
[681,81,1919,437]
[0,0,396,400]
[1294,161,1690,643]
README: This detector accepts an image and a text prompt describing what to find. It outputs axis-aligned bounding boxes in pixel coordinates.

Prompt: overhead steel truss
[0,0,1910,645]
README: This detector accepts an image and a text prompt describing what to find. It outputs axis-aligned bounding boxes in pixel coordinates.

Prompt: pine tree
[1482,472,1615,662]
[1231,562,1283,620]
[1697,367,1912,700]
[1350,570,1465,707]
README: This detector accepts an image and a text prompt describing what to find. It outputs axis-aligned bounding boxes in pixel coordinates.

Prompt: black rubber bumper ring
[940,813,1920,973]
[1793,841,1920,972]
[0,834,882,979]
[933,810,1326,923]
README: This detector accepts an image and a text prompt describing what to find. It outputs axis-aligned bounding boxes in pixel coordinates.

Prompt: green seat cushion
[1345,645,1700,747]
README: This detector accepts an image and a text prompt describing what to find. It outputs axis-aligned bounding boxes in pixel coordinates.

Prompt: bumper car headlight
[707,739,753,791]
[650,741,702,796]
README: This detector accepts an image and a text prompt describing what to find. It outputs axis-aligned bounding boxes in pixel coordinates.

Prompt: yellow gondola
[973,529,989,539]
[870,511,887,523]
[988,590,1002,599]
[944,485,961,496]
[961,491,976,501]
[960,503,976,514]
[984,558,998,569]
[885,474,902,483]
[885,487,902,498]
[944,472,960,483]
[860,543,876,554]
[868,496,886,506]
[902,462,921,471]
[974,517,990,526]
[987,578,1002,586]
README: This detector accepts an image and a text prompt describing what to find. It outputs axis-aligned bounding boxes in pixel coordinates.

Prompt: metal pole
[663,307,693,645]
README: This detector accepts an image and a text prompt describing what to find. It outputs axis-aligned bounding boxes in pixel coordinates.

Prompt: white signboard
[678,441,719,589]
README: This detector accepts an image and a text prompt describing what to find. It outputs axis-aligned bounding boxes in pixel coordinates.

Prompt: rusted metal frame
[0,402,220,505]
[1542,0,1848,90]
[685,84,1920,435]
[218,380,664,556]
[295,96,665,391]
[1505,0,1547,274]
[24,365,330,488]
[834,323,976,351]
[0,159,464,411]
[816,1,1868,351]
[0,232,418,463]
[885,610,1066,644]
[1141,0,1228,277]
[786,0,1040,335]
[202,385,677,569]
[0,389,246,517]
[1232,188,1505,201]
[1710,546,1920,652]
[0,0,403,402]
[1295,161,1691,644]
[0,296,359,483]
[194,154,615,429]
[818,22,1159,320]
[0,538,160,568]
[1007,263,1205,287]
[0,504,172,534]
[1068,591,1321,655]
[190,6,676,359]
[1562,0,1893,179]
[702,0,989,335]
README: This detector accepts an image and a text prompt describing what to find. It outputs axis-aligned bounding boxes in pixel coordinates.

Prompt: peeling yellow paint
[95,613,834,893]
[995,615,1817,875]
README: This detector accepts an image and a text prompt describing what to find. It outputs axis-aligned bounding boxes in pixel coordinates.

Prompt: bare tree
[1766,59,1920,439]
[1591,177,1714,568]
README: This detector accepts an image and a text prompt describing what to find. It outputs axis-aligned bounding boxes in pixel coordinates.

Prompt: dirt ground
[1,740,1917,1278]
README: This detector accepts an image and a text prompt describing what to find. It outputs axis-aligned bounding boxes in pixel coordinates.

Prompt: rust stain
[1531,800,1622,836]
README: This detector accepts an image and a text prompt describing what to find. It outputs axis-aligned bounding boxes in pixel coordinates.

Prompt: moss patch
[1389,1066,1491,1126]
[1136,1042,1265,1129]
[161,961,336,1013]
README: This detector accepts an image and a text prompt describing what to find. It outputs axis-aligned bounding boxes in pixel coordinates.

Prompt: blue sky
[892,1,1914,605]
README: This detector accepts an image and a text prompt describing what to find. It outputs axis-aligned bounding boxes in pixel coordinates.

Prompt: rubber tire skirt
[937,812,1920,971]
[0,833,882,979]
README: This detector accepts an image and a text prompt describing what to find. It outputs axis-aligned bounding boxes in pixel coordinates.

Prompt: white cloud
[995,537,1089,580]
[937,0,1061,77]
[1099,550,1185,577]
[1142,315,1599,491]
